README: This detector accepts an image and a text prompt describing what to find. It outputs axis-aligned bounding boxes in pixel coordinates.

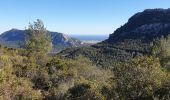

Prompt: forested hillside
[61,9,170,68]
[0,10,170,100]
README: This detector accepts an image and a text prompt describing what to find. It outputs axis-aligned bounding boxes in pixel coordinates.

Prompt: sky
[0,0,170,35]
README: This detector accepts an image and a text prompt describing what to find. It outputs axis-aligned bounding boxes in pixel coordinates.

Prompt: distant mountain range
[0,29,85,52]
[61,8,170,67]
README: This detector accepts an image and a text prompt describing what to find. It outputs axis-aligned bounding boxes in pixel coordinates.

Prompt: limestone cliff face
[108,9,170,42]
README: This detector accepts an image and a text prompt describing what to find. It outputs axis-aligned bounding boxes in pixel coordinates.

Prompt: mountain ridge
[0,29,83,52]
[108,8,170,42]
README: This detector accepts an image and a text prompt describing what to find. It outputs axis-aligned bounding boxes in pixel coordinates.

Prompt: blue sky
[0,0,169,35]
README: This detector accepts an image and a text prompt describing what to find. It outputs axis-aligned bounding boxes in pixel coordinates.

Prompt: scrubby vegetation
[0,19,170,100]
[0,46,114,100]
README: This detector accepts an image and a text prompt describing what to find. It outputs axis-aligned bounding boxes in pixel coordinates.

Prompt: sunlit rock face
[108,9,170,42]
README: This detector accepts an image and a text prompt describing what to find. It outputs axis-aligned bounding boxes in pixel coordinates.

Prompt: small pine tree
[25,19,52,53]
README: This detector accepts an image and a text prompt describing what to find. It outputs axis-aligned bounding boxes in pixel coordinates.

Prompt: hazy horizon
[0,0,169,35]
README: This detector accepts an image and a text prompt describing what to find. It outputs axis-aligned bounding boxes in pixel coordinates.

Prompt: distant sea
[71,35,109,41]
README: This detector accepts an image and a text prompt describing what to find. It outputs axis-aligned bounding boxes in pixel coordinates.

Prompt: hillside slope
[60,9,170,67]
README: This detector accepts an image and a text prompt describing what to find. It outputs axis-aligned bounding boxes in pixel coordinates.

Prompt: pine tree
[25,19,52,54]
